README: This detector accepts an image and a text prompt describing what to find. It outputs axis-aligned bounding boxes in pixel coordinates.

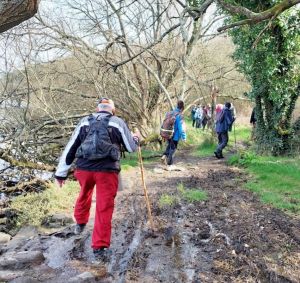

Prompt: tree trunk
[0,0,39,33]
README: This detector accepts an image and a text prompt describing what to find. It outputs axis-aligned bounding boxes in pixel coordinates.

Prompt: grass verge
[10,181,80,227]
[228,151,300,214]
[159,183,208,208]
[121,149,162,170]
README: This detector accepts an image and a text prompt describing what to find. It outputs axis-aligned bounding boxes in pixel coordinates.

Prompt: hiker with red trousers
[161,100,186,166]
[214,102,234,159]
[55,98,139,262]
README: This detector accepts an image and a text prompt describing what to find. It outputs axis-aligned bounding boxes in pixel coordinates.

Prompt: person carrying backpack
[214,102,234,159]
[54,98,139,262]
[161,100,186,165]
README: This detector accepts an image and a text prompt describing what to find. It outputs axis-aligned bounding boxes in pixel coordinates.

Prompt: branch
[217,0,300,32]
[109,23,181,71]
[0,0,39,33]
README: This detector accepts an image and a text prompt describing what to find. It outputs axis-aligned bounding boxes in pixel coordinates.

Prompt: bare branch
[217,0,300,32]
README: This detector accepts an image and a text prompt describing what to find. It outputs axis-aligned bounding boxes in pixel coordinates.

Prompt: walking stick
[137,144,155,231]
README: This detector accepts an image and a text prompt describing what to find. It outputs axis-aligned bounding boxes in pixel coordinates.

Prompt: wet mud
[1,149,299,282]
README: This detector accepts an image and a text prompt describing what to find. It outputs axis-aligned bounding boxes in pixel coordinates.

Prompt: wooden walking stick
[137,144,155,231]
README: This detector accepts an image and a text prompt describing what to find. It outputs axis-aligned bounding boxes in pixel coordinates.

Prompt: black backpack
[75,115,120,161]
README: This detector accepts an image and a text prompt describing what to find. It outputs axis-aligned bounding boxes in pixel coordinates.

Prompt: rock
[69,272,96,283]
[6,226,37,251]
[10,275,39,283]
[0,231,11,243]
[0,251,44,269]
[0,270,25,281]
[166,165,186,171]
[153,168,165,174]
[42,213,73,228]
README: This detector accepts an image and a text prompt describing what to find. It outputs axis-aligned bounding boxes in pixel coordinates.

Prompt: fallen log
[0,178,48,194]
[0,149,55,171]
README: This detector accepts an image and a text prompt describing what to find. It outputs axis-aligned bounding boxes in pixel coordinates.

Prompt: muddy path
[1,148,300,282]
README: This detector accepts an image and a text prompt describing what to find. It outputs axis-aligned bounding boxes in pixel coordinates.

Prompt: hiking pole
[137,144,155,231]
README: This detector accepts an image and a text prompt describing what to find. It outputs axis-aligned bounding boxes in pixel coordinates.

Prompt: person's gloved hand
[132,129,141,144]
[133,135,140,144]
[56,179,65,188]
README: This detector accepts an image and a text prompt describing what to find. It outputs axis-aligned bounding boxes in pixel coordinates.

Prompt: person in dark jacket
[214,102,234,159]
[161,100,187,166]
[250,107,257,140]
[191,105,197,127]
[55,98,139,262]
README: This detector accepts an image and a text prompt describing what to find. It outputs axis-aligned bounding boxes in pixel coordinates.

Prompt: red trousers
[74,170,118,249]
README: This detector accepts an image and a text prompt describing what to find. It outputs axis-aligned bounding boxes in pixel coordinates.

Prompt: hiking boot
[161,155,167,165]
[93,247,112,263]
[74,223,86,235]
[214,151,222,159]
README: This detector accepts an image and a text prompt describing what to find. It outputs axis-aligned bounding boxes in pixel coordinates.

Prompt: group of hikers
[54,97,236,262]
[191,104,212,130]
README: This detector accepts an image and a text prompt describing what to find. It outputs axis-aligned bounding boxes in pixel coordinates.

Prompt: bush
[10,181,80,227]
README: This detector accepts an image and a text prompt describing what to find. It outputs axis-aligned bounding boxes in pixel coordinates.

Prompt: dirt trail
[1,148,300,282]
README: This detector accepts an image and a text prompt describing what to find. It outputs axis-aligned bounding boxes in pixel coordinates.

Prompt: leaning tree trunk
[254,23,299,155]
[0,0,39,33]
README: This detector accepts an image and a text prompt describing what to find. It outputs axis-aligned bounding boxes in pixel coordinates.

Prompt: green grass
[229,126,252,144]
[185,118,252,157]
[178,183,208,202]
[158,183,208,208]
[121,149,162,170]
[229,152,300,214]
[159,194,179,208]
[10,181,80,227]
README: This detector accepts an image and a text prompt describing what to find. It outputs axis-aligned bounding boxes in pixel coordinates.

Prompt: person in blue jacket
[161,100,187,165]
[214,102,234,159]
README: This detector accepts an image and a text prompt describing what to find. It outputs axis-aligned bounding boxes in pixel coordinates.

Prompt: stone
[10,276,39,283]
[6,226,37,251]
[42,213,73,228]
[166,165,186,171]
[0,270,25,281]
[0,231,11,243]
[69,272,95,283]
[153,168,165,174]
[0,251,44,269]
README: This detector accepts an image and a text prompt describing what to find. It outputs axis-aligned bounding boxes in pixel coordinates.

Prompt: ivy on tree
[227,0,300,155]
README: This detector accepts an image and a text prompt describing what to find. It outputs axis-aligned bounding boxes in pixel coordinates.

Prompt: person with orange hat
[55,98,139,262]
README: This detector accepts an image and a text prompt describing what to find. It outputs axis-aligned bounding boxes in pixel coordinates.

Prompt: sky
[0,0,221,73]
